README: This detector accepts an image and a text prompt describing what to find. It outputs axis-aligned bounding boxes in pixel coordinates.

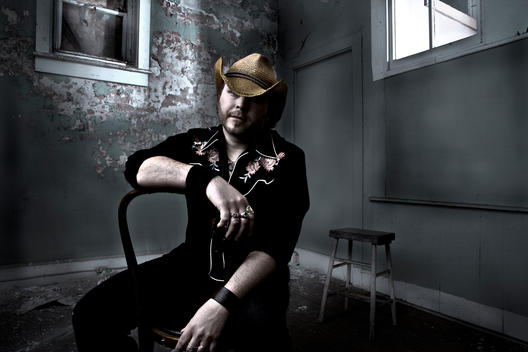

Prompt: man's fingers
[247,213,255,237]
[216,209,231,229]
[209,340,217,352]
[174,330,190,352]
[225,212,240,240]
[234,209,250,241]
[186,337,202,352]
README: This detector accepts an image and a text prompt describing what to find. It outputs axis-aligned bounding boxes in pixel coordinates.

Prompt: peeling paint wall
[0,0,278,265]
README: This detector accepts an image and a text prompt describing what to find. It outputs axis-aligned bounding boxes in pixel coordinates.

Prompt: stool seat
[319,227,397,341]
[330,228,395,244]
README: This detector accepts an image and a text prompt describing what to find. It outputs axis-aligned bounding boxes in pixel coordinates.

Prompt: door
[293,42,363,253]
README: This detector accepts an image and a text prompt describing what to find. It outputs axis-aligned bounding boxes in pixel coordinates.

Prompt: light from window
[55,0,128,63]
[35,0,150,86]
[389,0,478,60]
[60,1,125,61]
[433,0,477,47]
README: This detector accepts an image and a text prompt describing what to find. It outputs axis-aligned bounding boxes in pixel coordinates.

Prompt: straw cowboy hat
[214,53,288,126]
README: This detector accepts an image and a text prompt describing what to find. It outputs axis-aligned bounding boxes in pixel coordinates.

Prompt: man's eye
[250,96,267,105]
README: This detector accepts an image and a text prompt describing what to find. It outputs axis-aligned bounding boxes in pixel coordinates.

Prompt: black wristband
[212,287,240,312]
[186,165,217,196]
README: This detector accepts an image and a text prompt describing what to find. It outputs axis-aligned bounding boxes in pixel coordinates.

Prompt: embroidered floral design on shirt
[207,148,220,171]
[240,159,261,183]
[192,139,207,156]
[239,152,286,183]
[260,152,285,171]
[192,137,220,171]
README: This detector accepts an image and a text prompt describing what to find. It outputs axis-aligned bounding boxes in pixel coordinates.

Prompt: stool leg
[369,244,377,341]
[385,243,397,326]
[318,238,339,322]
[345,240,353,311]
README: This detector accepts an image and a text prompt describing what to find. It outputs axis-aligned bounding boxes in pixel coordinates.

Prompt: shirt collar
[212,124,280,159]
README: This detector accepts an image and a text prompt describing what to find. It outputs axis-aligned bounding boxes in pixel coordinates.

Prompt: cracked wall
[0,0,279,265]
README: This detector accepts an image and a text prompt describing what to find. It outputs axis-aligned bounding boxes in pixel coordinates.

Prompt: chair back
[118,189,180,351]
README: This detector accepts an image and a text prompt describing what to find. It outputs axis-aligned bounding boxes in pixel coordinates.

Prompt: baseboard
[293,247,528,343]
[0,254,162,288]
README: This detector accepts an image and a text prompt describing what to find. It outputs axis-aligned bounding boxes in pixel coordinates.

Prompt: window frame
[371,0,528,80]
[35,0,151,86]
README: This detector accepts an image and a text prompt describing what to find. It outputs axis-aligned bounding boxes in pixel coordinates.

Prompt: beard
[218,109,247,135]
[217,103,270,140]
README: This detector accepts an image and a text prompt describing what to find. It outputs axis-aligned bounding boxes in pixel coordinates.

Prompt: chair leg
[386,243,397,326]
[345,240,353,311]
[369,244,377,341]
[318,238,339,322]
[138,325,154,352]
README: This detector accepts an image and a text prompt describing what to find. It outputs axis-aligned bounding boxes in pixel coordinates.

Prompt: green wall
[0,0,279,265]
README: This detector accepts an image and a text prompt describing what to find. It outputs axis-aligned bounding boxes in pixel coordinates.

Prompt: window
[35,0,150,86]
[57,0,126,62]
[371,0,528,80]
[390,0,478,60]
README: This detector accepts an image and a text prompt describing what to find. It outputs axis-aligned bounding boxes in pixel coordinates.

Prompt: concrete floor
[1,265,527,352]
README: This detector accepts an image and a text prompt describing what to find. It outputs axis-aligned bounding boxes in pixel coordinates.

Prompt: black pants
[72,244,292,352]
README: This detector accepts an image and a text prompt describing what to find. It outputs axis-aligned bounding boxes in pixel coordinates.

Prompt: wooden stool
[318,228,397,340]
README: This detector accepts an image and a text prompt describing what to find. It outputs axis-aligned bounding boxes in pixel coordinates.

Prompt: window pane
[60,1,124,61]
[433,0,477,48]
[392,0,430,60]
[78,0,127,12]
[441,0,468,13]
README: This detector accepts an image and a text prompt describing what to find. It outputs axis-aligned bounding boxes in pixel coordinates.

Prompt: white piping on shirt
[255,134,280,159]
[243,178,274,197]
[271,134,278,155]
[201,130,219,152]
[228,151,248,184]
[208,236,226,282]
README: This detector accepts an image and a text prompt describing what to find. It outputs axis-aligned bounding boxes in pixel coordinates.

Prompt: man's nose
[235,96,247,109]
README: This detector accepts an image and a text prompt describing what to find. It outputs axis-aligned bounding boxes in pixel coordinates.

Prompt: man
[72,53,310,352]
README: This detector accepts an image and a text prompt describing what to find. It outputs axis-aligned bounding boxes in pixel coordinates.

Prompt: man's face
[218,84,270,138]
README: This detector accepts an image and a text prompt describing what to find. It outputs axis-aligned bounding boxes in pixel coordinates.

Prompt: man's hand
[174,299,229,352]
[137,156,254,241]
[206,176,254,241]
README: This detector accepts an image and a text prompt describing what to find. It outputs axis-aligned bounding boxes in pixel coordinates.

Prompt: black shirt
[124,125,309,286]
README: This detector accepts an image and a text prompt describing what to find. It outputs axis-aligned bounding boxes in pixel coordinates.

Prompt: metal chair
[118,189,182,351]
[118,189,249,352]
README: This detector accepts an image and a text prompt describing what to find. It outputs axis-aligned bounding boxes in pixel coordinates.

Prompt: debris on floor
[0,271,108,352]
[0,265,527,352]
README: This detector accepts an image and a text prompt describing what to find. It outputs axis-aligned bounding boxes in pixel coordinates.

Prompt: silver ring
[240,212,249,219]
[245,205,255,215]
[231,212,240,219]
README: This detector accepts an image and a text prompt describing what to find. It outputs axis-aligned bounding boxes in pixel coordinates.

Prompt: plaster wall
[0,0,279,265]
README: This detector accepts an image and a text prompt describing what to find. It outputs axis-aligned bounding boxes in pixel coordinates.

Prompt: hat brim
[214,57,287,99]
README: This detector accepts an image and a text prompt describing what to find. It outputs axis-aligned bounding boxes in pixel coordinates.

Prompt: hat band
[225,72,271,90]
